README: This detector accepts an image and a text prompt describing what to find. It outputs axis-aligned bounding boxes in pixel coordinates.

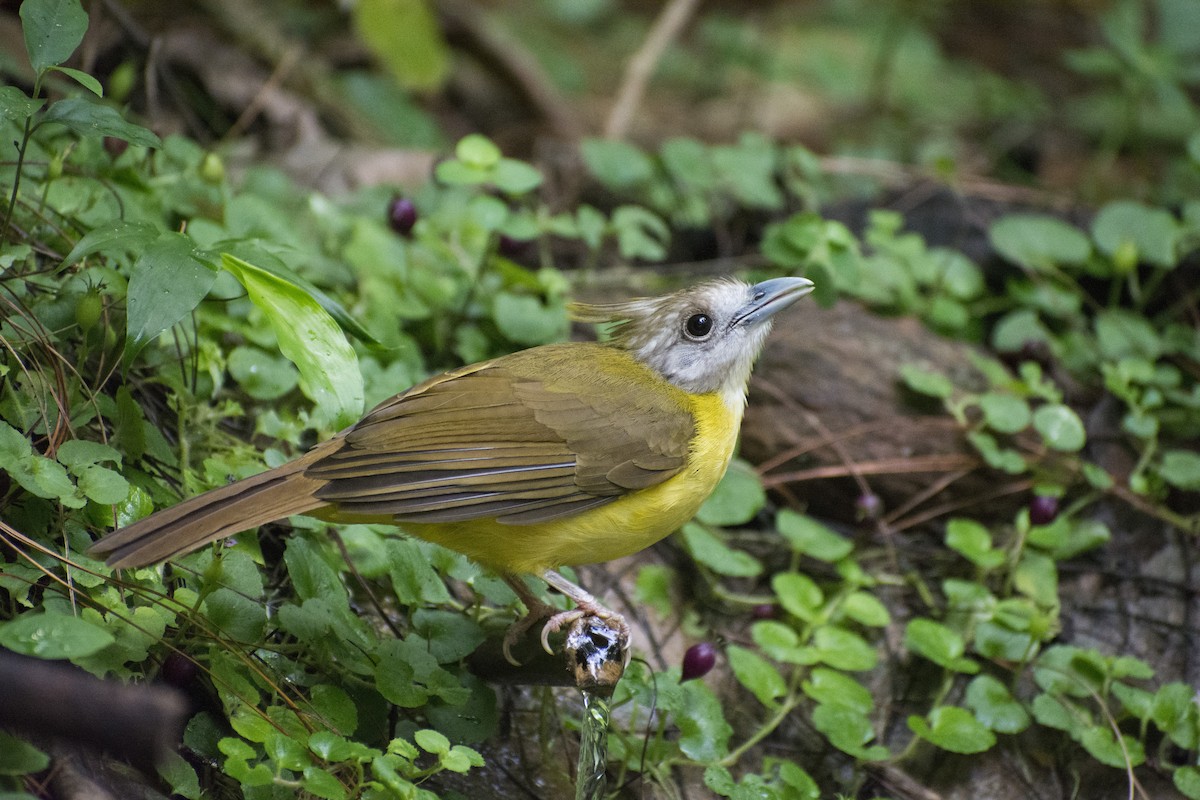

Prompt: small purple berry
[387,196,418,237]
[160,653,199,688]
[682,642,717,681]
[751,604,777,620]
[855,492,882,521]
[1029,495,1060,526]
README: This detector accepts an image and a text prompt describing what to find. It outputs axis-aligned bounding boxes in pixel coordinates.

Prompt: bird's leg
[539,570,630,657]
[500,571,631,666]
[501,575,560,666]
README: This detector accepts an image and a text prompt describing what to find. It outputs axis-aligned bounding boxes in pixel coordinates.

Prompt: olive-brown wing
[306,348,695,524]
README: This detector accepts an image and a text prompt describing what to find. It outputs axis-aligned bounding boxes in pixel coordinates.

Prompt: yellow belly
[401,391,743,575]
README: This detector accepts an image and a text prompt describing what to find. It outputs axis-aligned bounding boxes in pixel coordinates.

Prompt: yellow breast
[403,390,743,575]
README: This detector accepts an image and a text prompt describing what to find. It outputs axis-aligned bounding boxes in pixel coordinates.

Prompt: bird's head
[571,276,814,404]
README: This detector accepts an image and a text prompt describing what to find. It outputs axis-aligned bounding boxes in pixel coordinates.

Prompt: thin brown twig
[604,0,703,140]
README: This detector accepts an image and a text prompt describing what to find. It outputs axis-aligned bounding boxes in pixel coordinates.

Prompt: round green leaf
[21,0,89,74]
[228,346,300,401]
[727,645,786,707]
[1160,450,1200,490]
[977,392,1031,434]
[0,731,49,775]
[965,674,1031,733]
[907,706,996,754]
[697,460,765,526]
[900,363,954,399]
[776,510,852,561]
[771,571,824,620]
[1032,404,1085,451]
[1092,200,1178,269]
[989,214,1091,271]
[0,612,115,659]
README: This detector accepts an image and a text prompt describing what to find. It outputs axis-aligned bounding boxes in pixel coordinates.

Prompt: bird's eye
[685,313,713,339]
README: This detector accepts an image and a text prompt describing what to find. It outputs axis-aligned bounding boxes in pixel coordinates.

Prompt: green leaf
[977,392,1031,434]
[203,589,267,642]
[1160,450,1200,490]
[839,590,890,627]
[697,460,765,526]
[456,133,502,169]
[776,510,852,561]
[0,732,49,775]
[681,523,762,577]
[55,440,120,468]
[157,751,201,800]
[771,571,824,621]
[580,138,656,189]
[1175,766,1200,800]
[60,220,160,267]
[989,214,1091,271]
[222,254,364,430]
[900,363,954,399]
[907,706,996,754]
[611,205,669,261]
[491,158,543,195]
[0,87,44,121]
[48,65,103,96]
[810,703,888,760]
[905,618,978,673]
[302,766,347,800]
[1080,725,1145,768]
[42,97,161,147]
[227,346,300,401]
[1152,683,1200,749]
[801,668,873,714]
[1092,200,1178,269]
[945,518,1005,570]
[0,611,115,659]
[21,0,88,73]
[124,233,218,363]
[414,728,450,755]
[75,464,130,504]
[353,0,448,90]
[967,430,1027,473]
[1032,404,1085,451]
[677,680,733,761]
[309,685,357,735]
[727,645,786,707]
[965,674,1031,733]
[492,292,567,346]
[812,626,878,671]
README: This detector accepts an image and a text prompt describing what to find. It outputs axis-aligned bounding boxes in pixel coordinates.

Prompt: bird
[89,276,814,661]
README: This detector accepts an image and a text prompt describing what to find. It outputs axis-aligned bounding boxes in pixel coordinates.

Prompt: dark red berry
[497,234,530,257]
[387,196,418,237]
[104,136,129,158]
[1029,495,1060,526]
[681,642,717,681]
[751,604,777,620]
[160,653,199,688]
[855,492,882,521]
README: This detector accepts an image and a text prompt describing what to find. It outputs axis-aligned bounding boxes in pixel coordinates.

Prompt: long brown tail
[89,450,330,568]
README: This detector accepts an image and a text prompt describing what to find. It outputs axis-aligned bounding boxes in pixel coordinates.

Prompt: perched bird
[90,276,813,660]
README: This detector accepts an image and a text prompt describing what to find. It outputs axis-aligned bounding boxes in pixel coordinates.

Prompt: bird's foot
[500,571,630,666]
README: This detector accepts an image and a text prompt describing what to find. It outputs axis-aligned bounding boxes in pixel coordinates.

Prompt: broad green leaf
[1176,766,1200,800]
[899,363,954,399]
[676,680,733,761]
[227,346,299,401]
[157,751,201,800]
[1152,683,1200,749]
[60,220,160,267]
[75,464,130,504]
[21,0,88,73]
[907,706,996,754]
[811,703,889,760]
[840,590,890,627]
[776,510,852,561]
[353,0,448,90]
[0,731,49,775]
[492,292,567,346]
[611,205,669,261]
[124,233,218,363]
[945,518,1005,570]
[55,440,120,468]
[49,65,102,96]
[812,626,878,671]
[491,158,543,195]
[302,766,347,800]
[965,674,1030,733]
[42,97,161,147]
[222,254,364,430]
[801,668,873,714]
[681,523,762,577]
[0,86,44,121]
[727,645,786,707]
[697,460,765,526]
[456,133,501,168]
[1032,404,1085,451]
[414,729,450,755]
[310,685,357,736]
[977,392,1031,434]
[989,214,1091,271]
[580,138,656,189]
[1080,725,1145,768]
[0,611,115,659]
[905,618,978,673]
[1160,450,1200,490]
[771,571,823,620]
[1092,200,1178,269]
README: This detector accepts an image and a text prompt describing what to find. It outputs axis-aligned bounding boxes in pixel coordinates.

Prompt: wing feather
[308,343,695,525]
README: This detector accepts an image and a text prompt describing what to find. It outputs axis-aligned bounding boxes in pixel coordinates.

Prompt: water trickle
[564,617,628,800]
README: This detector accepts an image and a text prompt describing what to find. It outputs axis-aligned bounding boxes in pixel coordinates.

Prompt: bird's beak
[733,277,815,327]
